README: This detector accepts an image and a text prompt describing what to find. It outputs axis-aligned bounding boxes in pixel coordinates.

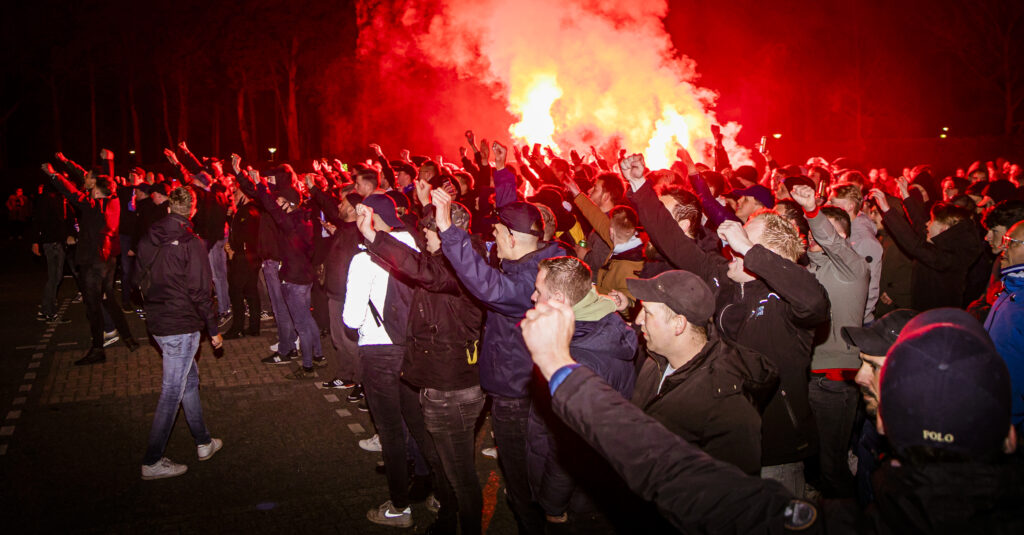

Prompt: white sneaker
[359,434,382,452]
[197,438,223,461]
[481,447,498,459]
[141,457,188,480]
[268,337,300,353]
[103,330,120,348]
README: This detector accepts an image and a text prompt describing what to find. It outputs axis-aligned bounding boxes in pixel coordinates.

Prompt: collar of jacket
[572,288,617,321]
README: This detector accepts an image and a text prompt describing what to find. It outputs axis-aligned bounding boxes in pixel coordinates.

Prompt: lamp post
[268,147,277,162]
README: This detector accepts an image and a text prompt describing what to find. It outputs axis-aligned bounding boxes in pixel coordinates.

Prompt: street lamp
[772,133,782,139]
[268,147,277,162]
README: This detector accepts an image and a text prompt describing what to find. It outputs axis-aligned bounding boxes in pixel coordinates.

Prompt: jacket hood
[933,218,984,253]
[501,240,568,274]
[148,213,198,246]
[573,311,638,362]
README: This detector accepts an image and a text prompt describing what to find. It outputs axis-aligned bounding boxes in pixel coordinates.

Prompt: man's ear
[679,219,692,236]
[1004,425,1018,455]
[674,314,688,337]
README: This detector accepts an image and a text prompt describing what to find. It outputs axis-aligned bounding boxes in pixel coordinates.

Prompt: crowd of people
[29,128,1024,533]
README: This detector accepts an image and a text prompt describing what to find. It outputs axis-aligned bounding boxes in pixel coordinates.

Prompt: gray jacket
[807,210,870,370]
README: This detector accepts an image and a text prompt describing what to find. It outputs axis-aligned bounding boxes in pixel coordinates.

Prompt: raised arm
[792,185,867,282]
[871,189,958,272]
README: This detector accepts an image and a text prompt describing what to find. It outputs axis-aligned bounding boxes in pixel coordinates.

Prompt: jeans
[40,242,66,315]
[80,258,133,348]
[491,395,544,534]
[142,332,211,465]
[328,297,361,382]
[761,461,805,497]
[422,385,486,535]
[119,234,137,307]
[281,281,322,368]
[361,345,411,508]
[209,238,230,315]
[262,260,296,354]
[808,376,859,498]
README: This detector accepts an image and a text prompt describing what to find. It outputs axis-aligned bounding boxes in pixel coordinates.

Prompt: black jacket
[133,197,168,252]
[239,176,314,284]
[366,231,486,390]
[134,214,218,337]
[31,189,71,244]
[552,366,1024,534]
[228,200,261,265]
[881,196,984,311]
[632,334,778,475]
[50,174,120,266]
[631,180,830,465]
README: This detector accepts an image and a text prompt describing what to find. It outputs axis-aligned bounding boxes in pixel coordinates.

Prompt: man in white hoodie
[343,194,420,528]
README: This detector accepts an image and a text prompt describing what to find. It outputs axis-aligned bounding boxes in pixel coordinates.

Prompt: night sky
[0,0,1021,185]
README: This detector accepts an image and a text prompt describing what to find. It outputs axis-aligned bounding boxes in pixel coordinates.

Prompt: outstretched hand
[521,300,577,381]
[620,153,646,190]
[868,189,890,213]
[414,178,432,207]
[465,130,478,152]
[790,185,817,212]
[717,220,753,256]
[675,145,698,176]
[479,138,490,165]
[355,204,376,242]
[41,163,56,176]
[431,188,453,232]
[163,148,179,165]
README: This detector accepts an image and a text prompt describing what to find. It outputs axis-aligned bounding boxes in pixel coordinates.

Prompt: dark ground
[0,238,524,534]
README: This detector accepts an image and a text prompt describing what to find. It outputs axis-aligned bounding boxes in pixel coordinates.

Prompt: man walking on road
[136,187,224,480]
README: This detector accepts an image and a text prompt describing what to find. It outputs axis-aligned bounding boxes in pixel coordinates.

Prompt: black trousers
[227,254,261,334]
[80,258,133,349]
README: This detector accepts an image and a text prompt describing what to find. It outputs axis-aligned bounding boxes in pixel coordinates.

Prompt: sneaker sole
[366,512,413,528]
[102,337,120,348]
[141,467,188,480]
[262,359,294,366]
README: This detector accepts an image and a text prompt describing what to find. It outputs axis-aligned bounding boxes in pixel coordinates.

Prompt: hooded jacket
[134,214,218,337]
[50,174,120,265]
[631,180,830,466]
[366,230,486,391]
[632,334,778,475]
[882,196,984,311]
[984,264,1024,426]
[440,225,568,399]
[238,175,314,284]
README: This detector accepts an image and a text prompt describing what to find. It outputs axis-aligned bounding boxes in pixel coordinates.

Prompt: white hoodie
[343,230,419,346]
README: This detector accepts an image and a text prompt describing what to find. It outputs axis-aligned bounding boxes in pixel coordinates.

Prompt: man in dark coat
[628,270,777,475]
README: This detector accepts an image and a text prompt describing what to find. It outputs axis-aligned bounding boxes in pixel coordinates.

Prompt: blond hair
[749,209,803,262]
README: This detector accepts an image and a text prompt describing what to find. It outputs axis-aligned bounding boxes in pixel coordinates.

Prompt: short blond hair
[749,210,803,263]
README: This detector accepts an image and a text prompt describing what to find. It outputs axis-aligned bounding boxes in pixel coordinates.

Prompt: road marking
[18,385,31,392]
[27,362,40,369]
[32,353,43,360]
[6,411,21,420]
[347,423,365,434]
[15,346,36,350]
[323,394,340,403]
[0,426,14,436]
[335,409,351,417]
[24,373,36,380]
[56,342,77,347]
[0,444,7,455]
[12,397,26,405]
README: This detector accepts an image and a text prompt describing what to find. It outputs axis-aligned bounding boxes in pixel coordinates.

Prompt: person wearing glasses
[985,220,1024,434]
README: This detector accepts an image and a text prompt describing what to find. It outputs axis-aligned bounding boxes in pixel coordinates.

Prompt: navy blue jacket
[440,226,568,398]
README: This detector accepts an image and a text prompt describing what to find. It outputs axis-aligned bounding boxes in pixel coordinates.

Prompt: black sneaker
[74,348,106,366]
[356,400,369,412]
[284,366,318,380]
[322,378,357,389]
[124,337,140,353]
[312,355,329,368]
[261,349,297,365]
[46,314,71,324]
[36,311,48,321]
[222,330,246,340]
[347,385,364,402]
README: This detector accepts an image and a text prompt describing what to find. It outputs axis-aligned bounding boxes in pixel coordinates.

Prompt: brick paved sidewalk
[0,260,518,534]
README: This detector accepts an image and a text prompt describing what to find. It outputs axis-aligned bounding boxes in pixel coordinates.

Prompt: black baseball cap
[497,202,544,237]
[627,270,715,326]
[841,309,917,356]
[361,193,404,228]
[880,308,1011,458]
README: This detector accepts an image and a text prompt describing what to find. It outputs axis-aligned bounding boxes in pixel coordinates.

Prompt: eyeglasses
[1002,234,1024,248]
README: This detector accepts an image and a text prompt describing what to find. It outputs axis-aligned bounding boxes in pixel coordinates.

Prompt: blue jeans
[808,376,859,498]
[492,395,545,534]
[361,345,411,508]
[422,385,486,534]
[281,281,321,368]
[41,242,66,315]
[208,238,229,315]
[262,260,296,354]
[119,234,137,307]
[143,332,211,465]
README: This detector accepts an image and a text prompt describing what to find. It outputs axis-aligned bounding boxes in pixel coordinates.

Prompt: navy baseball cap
[361,193,404,228]
[879,308,1011,458]
[728,184,775,208]
[627,270,715,326]
[497,202,544,237]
